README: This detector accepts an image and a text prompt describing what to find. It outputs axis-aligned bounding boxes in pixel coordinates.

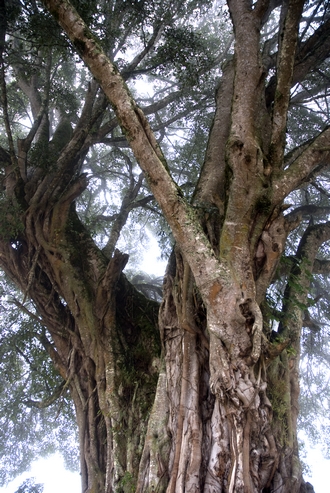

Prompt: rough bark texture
[1,0,330,492]
[0,205,161,492]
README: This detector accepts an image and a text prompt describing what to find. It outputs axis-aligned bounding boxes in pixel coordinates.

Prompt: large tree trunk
[137,244,308,493]
[0,190,312,493]
[0,198,161,493]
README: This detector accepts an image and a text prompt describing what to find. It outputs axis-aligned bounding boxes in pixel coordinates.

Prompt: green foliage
[28,140,52,170]
[150,25,216,86]
[1,80,30,132]
[268,377,288,422]
[286,105,325,149]
[0,278,78,485]
[299,325,330,459]
[116,471,135,493]
[0,198,24,241]
[14,478,44,493]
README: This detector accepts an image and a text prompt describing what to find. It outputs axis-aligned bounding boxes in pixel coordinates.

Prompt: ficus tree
[1,0,330,492]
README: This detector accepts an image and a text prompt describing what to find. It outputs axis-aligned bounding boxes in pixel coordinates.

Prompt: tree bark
[2,0,330,492]
[0,200,161,493]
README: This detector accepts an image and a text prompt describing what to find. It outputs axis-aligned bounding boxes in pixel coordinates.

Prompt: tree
[14,478,44,493]
[1,0,330,492]
[0,271,79,484]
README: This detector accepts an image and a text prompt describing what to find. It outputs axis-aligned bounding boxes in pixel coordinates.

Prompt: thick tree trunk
[137,248,307,493]
[0,198,161,493]
[0,200,311,493]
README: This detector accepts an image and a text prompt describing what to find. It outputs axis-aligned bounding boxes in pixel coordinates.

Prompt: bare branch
[273,126,330,202]
[94,90,185,143]
[269,0,305,167]
[285,204,330,221]
[266,16,330,107]
[23,381,66,409]
[10,297,45,325]
[293,16,330,86]
[102,167,147,258]
[122,21,164,77]
[41,0,222,293]
[313,258,330,275]
[290,81,330,105]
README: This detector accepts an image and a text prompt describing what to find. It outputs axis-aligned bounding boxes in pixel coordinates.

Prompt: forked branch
[41,0,225,296]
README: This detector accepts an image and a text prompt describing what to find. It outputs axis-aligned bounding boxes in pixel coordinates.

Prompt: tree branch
[312,258,330,276]
[266,15,330,106]
[285,204,330,221]
[290,81,330,105]
[93,90,185,144]
[41,0,223,295]
[273,125,330,203]
[0,145,11,169]
[23,380,66,409]
[293,16,330,86]
[122,21,164,78]
[227,0,263,142]
[269,0,305,167]
[279,221,330,340]
[194,60,234,209]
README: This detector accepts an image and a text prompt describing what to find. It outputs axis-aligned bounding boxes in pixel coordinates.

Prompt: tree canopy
[0,1,330,492]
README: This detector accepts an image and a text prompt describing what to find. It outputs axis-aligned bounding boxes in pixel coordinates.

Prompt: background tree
[14,478,44,493]
[1,1,330,492]
[0,272,78,484]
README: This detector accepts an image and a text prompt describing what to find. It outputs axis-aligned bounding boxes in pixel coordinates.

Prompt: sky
[139,231,168,276]
[304,445,330,492]
[0,454,80,493]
